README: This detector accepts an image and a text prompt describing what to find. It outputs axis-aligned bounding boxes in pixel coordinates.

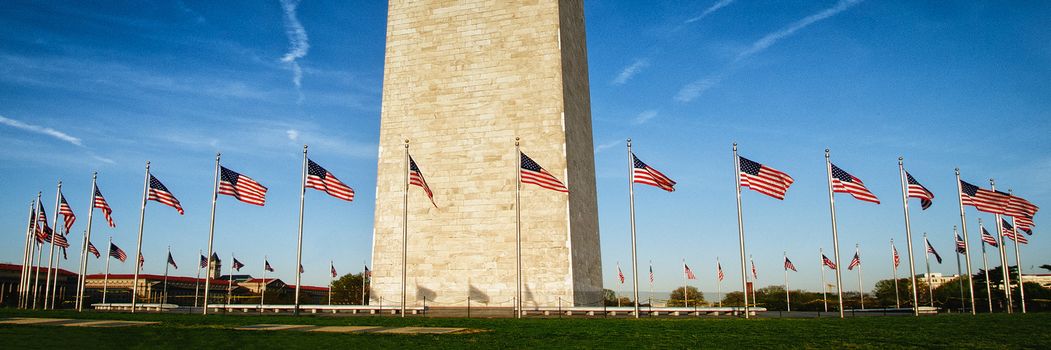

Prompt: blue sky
[1,1,1049,297]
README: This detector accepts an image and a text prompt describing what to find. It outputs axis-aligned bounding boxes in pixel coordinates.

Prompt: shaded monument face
[371,0,601,307]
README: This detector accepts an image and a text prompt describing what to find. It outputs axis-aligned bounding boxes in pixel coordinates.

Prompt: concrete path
[0,317,159,327]
[234,324,469,334]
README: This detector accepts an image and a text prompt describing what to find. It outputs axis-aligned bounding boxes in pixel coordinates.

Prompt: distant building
[0,263,78,307]
[918,273,959,290]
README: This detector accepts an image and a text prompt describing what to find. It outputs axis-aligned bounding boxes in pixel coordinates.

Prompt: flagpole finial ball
[898,156,903,161]
[303,144,308,151]
[404,139,409,144]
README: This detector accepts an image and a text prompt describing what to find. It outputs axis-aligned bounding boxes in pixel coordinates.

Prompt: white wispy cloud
[594,139,622,154]
[684,0,736,24]
[279,0,310,103]
[0,115,83,147]
[735,0,863,62]
[633,110,659,124]
[286,129,300,141]
[612,59,650,85]
[675,75,724,103]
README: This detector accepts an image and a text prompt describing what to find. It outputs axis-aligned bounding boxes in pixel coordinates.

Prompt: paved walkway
[0,317,159,327]
[235,324,470,334]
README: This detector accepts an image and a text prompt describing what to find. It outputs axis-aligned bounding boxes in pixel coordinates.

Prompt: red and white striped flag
[892,245,900,269]
[87,241,100,258]
[632,153,676,192]
[751,260,758,279]
[167,252,178,269]
[955,234,967,254]
[925,238,942,264]
[331,263,338,278]
[830,163,880,204]
[981,227,998,247]
[1002,219,1029,244]
[94,186,116,227]
[306,159,355,202]
[959,180,1009,215]
[684,263,696,280]
[53,232,70,248]
[219,166,268,206]
[1005,195,1039,220]
[1015,215,1035,233]
[138,253,144,268]
[847,252,861,270]
[35,201,52,243]
[905,171,934,210]
[519,152,569,193]
[148,175,184,214]
[232,258,245,271]
[59,193,76,232]
[409,156,436,207]
[109,243,127,262]
[784,256,797,272]
[617,263,625,284]
[716,263,724,281]
[822,254,837,270]
[739,156,794,200]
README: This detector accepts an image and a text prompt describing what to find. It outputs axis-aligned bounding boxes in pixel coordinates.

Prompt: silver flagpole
[103,237,111,304]
[716,257,723,307]
[226,253,233,307]
[32,192,44,309]
[978,219,992,313]
[891,239,900,309]
[820,248,828,312]
[20,199,36,309]
[515,138,524,318]
[261,256,267,310]
[1006,193,1026,313]
[990,179,1012,312]
[955,169,977,314]
[732,144,750,318]
[784,252,790,312]
[44,181,62,309]
[361,261,367,305]
[627,139,640,318]
[682,258,688,308]
[898,158,919,316]
[749,256,756,308]
[203,154,220,315]
[953,226,964,311]
[293,145,307,316]
[194,249,201,308]
[402,141,410,317]
[824,150,844,318]
[857,245,864,310]
[131,161,150,313]
[163,246,170,305]
[51,243,63,308]
[329,261,333,306]
[77,173,97,312]
[923,233,933,308]
[648,260,653,308]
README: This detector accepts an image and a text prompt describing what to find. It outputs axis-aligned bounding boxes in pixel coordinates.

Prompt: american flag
[716,263,724,281]
[648,263,654,284]
[1015,215,1035,233]
[925,238,942,264]
[738,156,794,200]
[59,193,76,232]
[109,243,127,262]
[265,260,274,272]
[617,263,625,284]
[232,258,245,271]
[830,163,880,204]
[1002,219,1029,244]
[35,201,52,243]
[822,254,837,270]
[88,241,100,258]
[299,264,305,273]
[409,156,436,207]
[981,227,998,247]
[167,252,178,269]
[306,159,355,202]
[955,234,967,254]
[148,175,184,215]
[53,232,70,248]
[199,254,208,268]
[751,260,758,279]
[848,252,861,270]
[94,186,116,227]
[959,180,1009,215]
[632,153,676,192]
[364,265,371,278]
[331,263,338,278]
[219,166,268,206]
[784,256,797,272]
[138,253,144,268]
[905,171,934,210]
[892,245,900,269]
[684,263,696,280]
[62,247,67,260]
[1005,195,1039,220]
[519,152,569,193]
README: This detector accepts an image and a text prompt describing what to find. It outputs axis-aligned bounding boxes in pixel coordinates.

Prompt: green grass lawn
[1,308,1047,349]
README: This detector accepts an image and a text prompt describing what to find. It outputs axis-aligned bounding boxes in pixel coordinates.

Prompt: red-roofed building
[83,273,241,305]
[1,263,79,307]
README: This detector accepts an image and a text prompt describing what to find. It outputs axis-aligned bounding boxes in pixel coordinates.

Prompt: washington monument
[370,0,602,307]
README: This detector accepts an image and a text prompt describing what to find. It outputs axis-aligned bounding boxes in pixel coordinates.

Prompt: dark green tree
[667,286,704,307]
[330,272,369,305]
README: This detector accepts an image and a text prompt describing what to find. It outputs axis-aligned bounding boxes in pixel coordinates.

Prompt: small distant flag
[751,260,758,279]
[822,255,837,270]
[981,227,999,247]
[110,243,127,262]
[830,163,880,204]
[1015,215,1035,233]
[264,260,274,272]
[94,186,116,227]
[364,265,371,278]
[138,253,144,268]
[331,263,338,278]
[306,159,355,202]
[62,247,67,260]
[409,156,436,207]
[784,256,797,272]
[892,245,901,269]
[199,254,208,268]
[299,264,304,273]
[219,166,268,206]
[905,171,934,210]
[848,252,861,271]
[617,263,625,284]
[519,152,569,193]
[232,258,245,271]
[1002,220,1029,244]
[35,201,52,243]
[738,156,794,200]
[53,233,69,248]
[167,252,178,269]
[148,175,184,214]
[959,180,1009,215]
[632,153,676,192]
[684,263,696,280]
[955,234,967,254]
[1003,218,1032,240]
[716,263,724,281]
[925,238,942,264]
[88,241,101,258]
[1005,195,1039,221]
[59,193,76,231]
[648,263,654,284]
